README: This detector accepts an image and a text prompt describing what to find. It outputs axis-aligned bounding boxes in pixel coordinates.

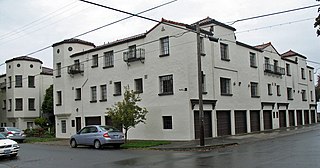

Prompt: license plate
[4,149,10,154]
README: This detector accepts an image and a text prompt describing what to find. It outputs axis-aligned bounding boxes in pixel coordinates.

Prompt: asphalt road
[1,128,320,168]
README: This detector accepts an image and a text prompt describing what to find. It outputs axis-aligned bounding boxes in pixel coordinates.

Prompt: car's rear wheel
[94,140,101,149]
[70,139,77,148]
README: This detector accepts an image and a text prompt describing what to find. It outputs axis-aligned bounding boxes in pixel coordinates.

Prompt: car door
[82,126,98,145]
[76,127,90,145]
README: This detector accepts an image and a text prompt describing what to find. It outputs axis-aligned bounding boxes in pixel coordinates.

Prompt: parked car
[0,133,19,157]
[70,125,125,149]
[0,127,26,143]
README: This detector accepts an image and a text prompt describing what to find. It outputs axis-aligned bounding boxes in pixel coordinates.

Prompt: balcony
[67,63,84,75]
[123,48,145,64]
[264,63,285,75]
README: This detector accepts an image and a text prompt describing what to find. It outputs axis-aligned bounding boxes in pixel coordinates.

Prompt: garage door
[289,110,295,126]
[263,110,272,130]
[85,116,101,126]
[250,110,260,132]
[311,110,316,123]
[217,111,231,136]
[297,110,303,125]
[279,110,286,128]
[194,111,212,139]
[235,111,247,134]
[304,110,310,125]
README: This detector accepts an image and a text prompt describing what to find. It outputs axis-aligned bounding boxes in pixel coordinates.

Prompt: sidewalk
[36,123,320,150]
[151,123,320,151]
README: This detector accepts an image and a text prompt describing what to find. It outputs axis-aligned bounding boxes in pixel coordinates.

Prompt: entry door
[279,110,286,128]
[194,111,212,139]
[76,117,81,132]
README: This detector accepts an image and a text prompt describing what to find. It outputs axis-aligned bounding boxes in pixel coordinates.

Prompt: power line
[227,4,320,25]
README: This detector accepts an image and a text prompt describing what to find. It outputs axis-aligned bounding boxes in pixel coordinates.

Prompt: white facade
[0,56,53,130]
[53,17,316,140]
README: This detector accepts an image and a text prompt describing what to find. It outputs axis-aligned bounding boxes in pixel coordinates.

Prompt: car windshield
[99,126,120,132]
[7,127,21,132]
[0,133,7,139]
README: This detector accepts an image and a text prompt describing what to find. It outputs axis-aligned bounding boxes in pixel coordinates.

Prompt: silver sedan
[70,125,124,149]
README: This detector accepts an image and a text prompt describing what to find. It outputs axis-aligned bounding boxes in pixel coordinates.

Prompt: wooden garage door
[289,110,295,127]
[263,110,272,130]
[311,110,316,123]
[217,111,231,136]
[85,116,101,126]
[279,110,286,128]
[194,111,212,139]
[235,111,247,134]
[304,110,310,125]
[297,110,303,125]
[250,110,260,132]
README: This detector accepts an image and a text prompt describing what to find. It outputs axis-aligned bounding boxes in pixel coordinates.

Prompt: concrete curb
[151,143,239,151]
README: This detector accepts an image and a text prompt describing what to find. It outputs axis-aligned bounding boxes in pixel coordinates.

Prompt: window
[56,63,61,77]
[90,86,97,102]
[200,37,205,56]
[74,60,80,70]
[128,45,137,59]
[250,82,259,97]
[56,91,62,106]
[162,116,172,129]
[8,99,12,111]
[8,76,11,88]
[28,98,35,111]
[92,54,98,68]
[301,90,307,101]
[160,36,169,56]
[28,76,35,88]
[311,91,314,102]
[267,83,272,95]
[220,43,229,61]
[103,51,114,68]
[2,100,6,109]
[15,75,22,88]
[114,82,121,96]
[286,63,291,76]
[15,98,23,111]
[134,78,143,93]
[75,88,81,101]
[159,75,173,95]
[277,85,281,96]
[100,84,107,101]
[301,68,305,79]
[250,52,257,67]
[309,70,313,81]
[287,88,293,100]
[220,77,231,95]
[61,120,66,133]
[202,73,207,94]
[71,120,75,127]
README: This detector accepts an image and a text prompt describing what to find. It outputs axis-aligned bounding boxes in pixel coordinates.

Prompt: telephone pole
[196,23,205,146]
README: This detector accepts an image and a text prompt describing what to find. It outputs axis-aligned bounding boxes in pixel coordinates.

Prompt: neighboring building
[0,56,53,130]
[52,17,316,140]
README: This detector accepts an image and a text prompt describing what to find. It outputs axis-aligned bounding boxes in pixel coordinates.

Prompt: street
[1,128,320,168]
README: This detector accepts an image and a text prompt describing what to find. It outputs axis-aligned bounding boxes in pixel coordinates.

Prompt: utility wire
[227,4,320,25]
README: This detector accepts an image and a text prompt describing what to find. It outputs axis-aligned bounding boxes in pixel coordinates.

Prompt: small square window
[162,116,172,129]
[159,75,173,95]
[28,98,35,111]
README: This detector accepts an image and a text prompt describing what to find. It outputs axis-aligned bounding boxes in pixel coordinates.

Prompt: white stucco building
[0,56,53,130]
[53,17,316,140]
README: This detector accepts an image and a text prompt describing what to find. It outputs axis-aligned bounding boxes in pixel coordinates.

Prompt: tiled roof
[52,38,95,47]
[5,56,43,64]
[41,67,53,75]
[193,17,236,31]
[254,42,272,50]
[281,50,307,59]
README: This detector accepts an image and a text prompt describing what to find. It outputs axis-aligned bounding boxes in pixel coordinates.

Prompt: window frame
[56,63,61,78]
[15,75,22,88]
[28,98,35,111]
[100,84,107,101]
[287,88,293,100]
[56,91,62,106]
[301,90,307,101]
[286,63,291,76]
[276,85,281,96]
[249,52,257,68]
[113,82,122,96]
[250,82,259,98]
[162,116,173,129]
[92,54,99,68]
[15,98,23,111]
[267,83,272,95]
[75,88,81,101]
[90,86,97,103]
[61,120,66,133]
[159,75,174,96]
[159,36,170,57]
[103,51,114,68]
[28,76,35,88]
[134,78,143,93]
[301,68,305,80]
[220,77,232,96]
[220,43,229,61]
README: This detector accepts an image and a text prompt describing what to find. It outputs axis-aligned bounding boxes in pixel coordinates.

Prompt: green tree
[316,75,320,101]
[34,117,48,128]
[107,86,148,142]
[41,85,54,125]
[315,0,320,36]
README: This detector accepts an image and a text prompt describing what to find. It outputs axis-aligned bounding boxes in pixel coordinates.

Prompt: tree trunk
[125,129,128,143]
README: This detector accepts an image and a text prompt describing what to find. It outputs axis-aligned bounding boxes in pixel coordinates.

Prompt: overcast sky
[0,0,319,76]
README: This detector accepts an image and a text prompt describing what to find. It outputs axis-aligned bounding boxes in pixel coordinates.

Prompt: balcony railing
[67,63,84,75]
[123,48,145,63]
[264,63,285,75]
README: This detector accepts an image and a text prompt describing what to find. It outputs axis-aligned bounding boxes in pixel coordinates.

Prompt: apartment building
[52,17,316,140]
[0,56,53,130]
